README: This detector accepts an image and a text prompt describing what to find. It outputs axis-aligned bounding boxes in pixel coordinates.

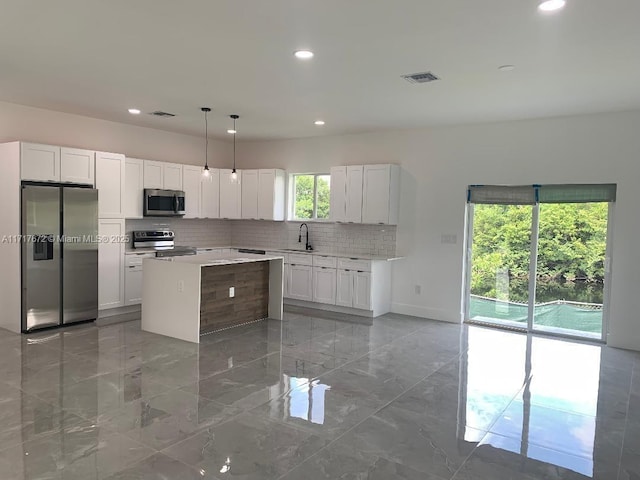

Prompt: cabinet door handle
[357,270,364,273]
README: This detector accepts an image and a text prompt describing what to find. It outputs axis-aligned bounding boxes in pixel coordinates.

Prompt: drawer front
[337,258,371,272]
[288,253,313,266]
[312,255,337,268]
[125,253,154,267]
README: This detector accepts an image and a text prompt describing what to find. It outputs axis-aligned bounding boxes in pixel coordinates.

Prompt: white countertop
[128,244,402,261]
[147,252,284,267]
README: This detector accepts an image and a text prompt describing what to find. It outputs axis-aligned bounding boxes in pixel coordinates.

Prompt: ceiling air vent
[402,71,440,84]
[149,111,176,117]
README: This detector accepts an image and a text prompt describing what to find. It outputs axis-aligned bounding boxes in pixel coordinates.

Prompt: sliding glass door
[465,184,614,341]
[533,202,608,339]
[468,204,534,330]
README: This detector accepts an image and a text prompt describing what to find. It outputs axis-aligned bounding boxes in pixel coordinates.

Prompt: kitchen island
[141,252,284,343]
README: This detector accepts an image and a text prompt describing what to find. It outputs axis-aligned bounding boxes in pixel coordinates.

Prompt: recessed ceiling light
[538,0,566,12]
[227,129,237,134]
[128,108,141,115]
[314,120,325,126]
[498,65,515,72]
[294,50,314,60]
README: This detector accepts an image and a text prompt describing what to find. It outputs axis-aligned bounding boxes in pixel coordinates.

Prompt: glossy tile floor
[1,310,639,479]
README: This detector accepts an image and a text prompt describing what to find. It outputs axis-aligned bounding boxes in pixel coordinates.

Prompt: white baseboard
[607,332,640,352]
[284,299,374,318]
[97,305,141,325]
[390,302,459,324]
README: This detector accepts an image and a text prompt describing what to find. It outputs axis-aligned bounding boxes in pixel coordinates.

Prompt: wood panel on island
[200,261,270,333]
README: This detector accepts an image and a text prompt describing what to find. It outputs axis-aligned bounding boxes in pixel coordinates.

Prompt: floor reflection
[460,325,608,478]
[1,313,638,479]
[286,377,330,425]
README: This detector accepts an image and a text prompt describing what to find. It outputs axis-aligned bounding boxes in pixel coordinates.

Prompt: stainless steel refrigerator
[21,183,98,332]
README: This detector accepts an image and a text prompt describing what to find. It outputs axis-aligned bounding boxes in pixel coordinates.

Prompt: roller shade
[538,184,616,203]
[467,185,536,205]
[468,184,616,204]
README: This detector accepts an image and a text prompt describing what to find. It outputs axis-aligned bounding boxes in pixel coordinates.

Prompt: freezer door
[22,185,61,331]
[62,187,98,324]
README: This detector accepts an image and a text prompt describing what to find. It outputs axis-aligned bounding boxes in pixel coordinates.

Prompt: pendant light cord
[233,116,236,171]
[205,110,209,169]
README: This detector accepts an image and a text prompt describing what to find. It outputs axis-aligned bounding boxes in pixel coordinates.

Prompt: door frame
[463,200,613,343]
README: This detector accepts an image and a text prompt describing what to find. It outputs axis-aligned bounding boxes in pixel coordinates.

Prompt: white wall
[237,110,640,352]
[0,100,231,165]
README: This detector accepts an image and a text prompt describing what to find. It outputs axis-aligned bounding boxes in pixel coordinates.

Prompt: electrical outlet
[177,280,184,292]
[229,286,235,298]
[415,285,422,295]
[441,234,457,244]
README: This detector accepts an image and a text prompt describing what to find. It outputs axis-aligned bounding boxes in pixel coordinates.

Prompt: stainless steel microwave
[143,189,185,217]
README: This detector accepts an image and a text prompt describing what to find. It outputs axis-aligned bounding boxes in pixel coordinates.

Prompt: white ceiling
[1,0,639,140]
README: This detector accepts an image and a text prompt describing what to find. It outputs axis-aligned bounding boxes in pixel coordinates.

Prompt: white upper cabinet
[201,169,220,219]
[345,165,363,223]
[124,158,144,219]
[182,165,202,218]
[329,166,347,222]
[241,169,259,219]
[60,147,95,185]
[257,169,285,221]
[330,165,363,223]
[143,160,184,191]
[362,164,400,225]
[219,169,242,219]
[163,163,183,190]
[96,151,125,218]
[143,160,163,189]
[20,143,60,182]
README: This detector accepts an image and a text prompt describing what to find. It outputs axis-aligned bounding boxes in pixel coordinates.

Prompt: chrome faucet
[298,223,313,251]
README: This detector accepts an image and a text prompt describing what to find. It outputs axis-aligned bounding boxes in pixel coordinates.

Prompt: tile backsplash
[125,219,232,247]
[231,221,396,257]
[125,219,396,257]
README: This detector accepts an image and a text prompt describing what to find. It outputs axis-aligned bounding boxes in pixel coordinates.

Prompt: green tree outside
[471,202,608,303]
[294,175,330,219]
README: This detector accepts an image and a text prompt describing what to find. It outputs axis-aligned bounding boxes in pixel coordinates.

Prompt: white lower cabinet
[98,219,125,310]
[284,254,388,316]
[336,269,354,307]
[353,271,372,310]
[287,264,313,301]
[313,267,337,305]
[124,252,155,306]
[336,269,371,310]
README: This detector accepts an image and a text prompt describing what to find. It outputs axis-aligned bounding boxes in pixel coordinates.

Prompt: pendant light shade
[230,114,239,183]
[201,107,212,179]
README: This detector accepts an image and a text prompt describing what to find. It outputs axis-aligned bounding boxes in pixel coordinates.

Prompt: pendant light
[201,107,212,179]
[229,114,239,183]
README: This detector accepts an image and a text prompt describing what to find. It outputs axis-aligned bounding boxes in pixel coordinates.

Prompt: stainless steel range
[132,230,197,257]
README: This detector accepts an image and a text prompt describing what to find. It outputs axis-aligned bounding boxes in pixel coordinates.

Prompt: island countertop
[142,252,284,343]
[148,252,285,268]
